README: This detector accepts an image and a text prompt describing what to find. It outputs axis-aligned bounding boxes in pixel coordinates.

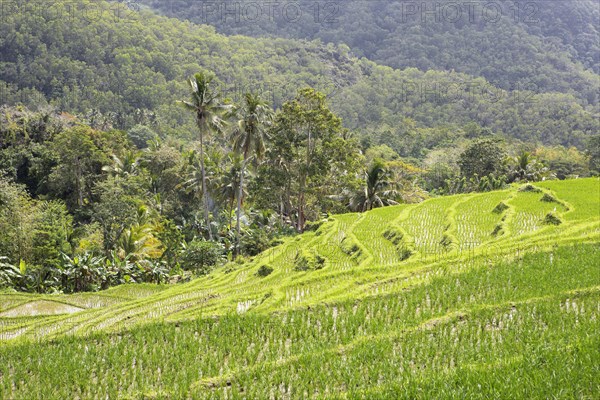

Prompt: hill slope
[140,0,600,103]
[1,178,598,336]
[0,178,598,398]
[0,0,598,148]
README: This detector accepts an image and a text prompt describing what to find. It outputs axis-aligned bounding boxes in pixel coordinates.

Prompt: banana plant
[60,252,106,292]
[0,256,21,288]
[136,259,170,284]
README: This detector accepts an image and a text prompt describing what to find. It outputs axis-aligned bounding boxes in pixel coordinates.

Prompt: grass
[0,177,598,398]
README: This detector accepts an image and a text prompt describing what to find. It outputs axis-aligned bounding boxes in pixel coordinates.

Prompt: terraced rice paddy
[1,178,598,398]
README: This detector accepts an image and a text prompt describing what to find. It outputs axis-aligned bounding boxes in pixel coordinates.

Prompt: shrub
[137,259,170,284]
[180,239,224,274]
[340,237,361,257]
[519,184,542,193]
[0,257,20,288]
[491,224,503,236]
[492,201,509,214]
[314,254,326,269]
[543,212,562,225]
[294,252,311,271]
[240,229,272,256]
[540,193,558,203]
[234,255,247,264]
[293,250,326,271]
[439,233,453,247]
[384,227,413,260]
[397,246,413,261]
[304,220,325,232]
[256,265,274,277]
[60,253,107,293]
[383,228,404,245]
[168,271,193,284]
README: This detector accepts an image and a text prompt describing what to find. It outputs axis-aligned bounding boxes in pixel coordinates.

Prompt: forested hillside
[140,0,600,103]
[1,0,598,150]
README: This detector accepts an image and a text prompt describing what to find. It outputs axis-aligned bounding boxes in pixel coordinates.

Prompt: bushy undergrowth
[294,250,326,271]
[180,239,224,274]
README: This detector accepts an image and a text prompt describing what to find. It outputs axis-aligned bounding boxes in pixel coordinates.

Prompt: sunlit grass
[0,244,597,398]
[0,178,598,398]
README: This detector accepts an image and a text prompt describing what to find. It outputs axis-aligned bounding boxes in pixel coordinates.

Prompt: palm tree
[350,160,399,212]
[231,93,274,255]
[510,151,549,182]
[102,150,141,177]
[177,72,229,240]
[217,153,244,231]
[117,205,158,261]
[179,150,203,195]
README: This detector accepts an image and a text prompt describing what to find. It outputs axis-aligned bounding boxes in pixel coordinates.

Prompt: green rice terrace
[1,178,599,399]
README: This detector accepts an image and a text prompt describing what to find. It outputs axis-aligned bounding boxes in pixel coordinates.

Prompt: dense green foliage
[141,0,600,103]
[0,88,363,292]
[0,86,598,293]
[1,0,598,150]
[1,177,598,328]
[180,239,224,274]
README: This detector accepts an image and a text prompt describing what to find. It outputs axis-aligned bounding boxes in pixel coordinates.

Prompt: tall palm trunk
[297,129,312,233]
[198,121,213,240]
[228,195,235,231]
[297,177,306,232]
[231,92,273,249]
[75,156,84,207]
[235,156,248,256]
